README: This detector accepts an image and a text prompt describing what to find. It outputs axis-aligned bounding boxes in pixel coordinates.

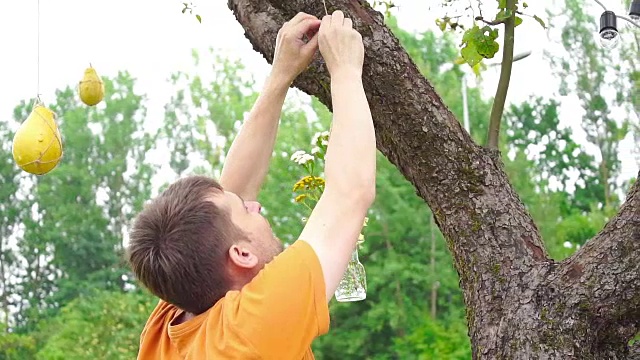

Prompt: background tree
[546,0,634,211]
[34,290,156,360]
[617,0,640,165]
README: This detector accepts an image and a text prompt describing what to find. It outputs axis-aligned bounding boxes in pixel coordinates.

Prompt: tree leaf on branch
[436,17,448,32]
[461,43,483,67]
[515,16,523,27]
[495,10,511,22]
[460,25,500,67]
[533,15,546,29]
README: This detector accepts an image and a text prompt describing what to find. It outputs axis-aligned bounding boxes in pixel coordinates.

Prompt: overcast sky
[0,0,637,189]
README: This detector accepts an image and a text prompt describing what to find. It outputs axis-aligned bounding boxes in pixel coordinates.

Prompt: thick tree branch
[487,0,516,149]
[549,174,640,346]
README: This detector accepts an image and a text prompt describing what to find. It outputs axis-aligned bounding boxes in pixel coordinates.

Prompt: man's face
[217,190,283,266]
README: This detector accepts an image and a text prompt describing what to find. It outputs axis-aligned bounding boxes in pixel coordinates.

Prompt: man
[127,10,375,360]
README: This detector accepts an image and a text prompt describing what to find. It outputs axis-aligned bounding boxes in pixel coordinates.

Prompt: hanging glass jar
[334,246,367,302]
[335,218,368,302]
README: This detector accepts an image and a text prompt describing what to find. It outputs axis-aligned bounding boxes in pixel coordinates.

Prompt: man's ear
[228,243,259,269]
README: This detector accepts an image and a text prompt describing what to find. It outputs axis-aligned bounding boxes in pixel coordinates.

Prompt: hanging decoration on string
[78,63,105,106]
[12,0,64,175]
[12,102,63,175]
[77,0,105,106]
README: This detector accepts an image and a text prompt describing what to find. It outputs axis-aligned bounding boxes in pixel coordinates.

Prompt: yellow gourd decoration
[78,65,104,106]
[12,101,63,175]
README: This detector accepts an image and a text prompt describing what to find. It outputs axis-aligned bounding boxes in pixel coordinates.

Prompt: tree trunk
[228,0,640,358]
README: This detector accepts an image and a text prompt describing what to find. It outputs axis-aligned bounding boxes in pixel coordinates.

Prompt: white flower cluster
[312,131,330,146]
[291,150,314,165]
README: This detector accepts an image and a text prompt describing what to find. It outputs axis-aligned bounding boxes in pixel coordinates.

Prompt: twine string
[37,0,40,99]
[19,0,63,173]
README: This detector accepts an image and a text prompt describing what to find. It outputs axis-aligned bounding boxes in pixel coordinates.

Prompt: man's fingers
[280,12,316,33]
[331,10,345,26]
[306,26,319,41]
[288,12,316,26]
[292,18,322,39]
[344,18,353,29]
[320,14,332,31]
[302,31,319,55]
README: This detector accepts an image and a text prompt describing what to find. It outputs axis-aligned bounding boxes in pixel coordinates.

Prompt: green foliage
[433,0,546,68]
[0,324,37,360]
[162,49,258,176]
[461,25,500,67]
[34,290,156,360]
[394,312,472,359]
[499,0,637,260]
[505,97,605,211]
[503,95,620,259]
[0,110,26,336]
[546,0,636,208]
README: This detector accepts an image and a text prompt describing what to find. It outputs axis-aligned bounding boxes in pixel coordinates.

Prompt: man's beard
[275,236,284,253]
[258,235,284,266]
[270,238,285,260]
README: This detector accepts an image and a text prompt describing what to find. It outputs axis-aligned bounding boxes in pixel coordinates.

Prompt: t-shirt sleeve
[223,239,330,358]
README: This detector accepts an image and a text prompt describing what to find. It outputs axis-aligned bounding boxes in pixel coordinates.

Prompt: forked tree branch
[549,173,640,341]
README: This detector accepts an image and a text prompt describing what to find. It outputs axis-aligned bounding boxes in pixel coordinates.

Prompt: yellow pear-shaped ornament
[12,102,63,175]
[78,65,104,106]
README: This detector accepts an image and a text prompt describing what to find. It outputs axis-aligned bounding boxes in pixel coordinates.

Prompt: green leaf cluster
[461,25,500,67]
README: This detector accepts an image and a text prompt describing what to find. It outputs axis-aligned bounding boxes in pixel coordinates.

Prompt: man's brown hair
[126,175,242,314]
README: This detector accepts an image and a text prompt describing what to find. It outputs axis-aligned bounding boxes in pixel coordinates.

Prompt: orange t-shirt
[136,240,330,360]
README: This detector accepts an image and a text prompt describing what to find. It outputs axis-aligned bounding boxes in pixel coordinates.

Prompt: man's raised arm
[220,12,321,200]
[299,11,376,301]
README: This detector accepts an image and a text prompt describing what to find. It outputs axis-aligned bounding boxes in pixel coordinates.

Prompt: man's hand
[318,10,365,78]
[220,13,320,200]
[271,12,322,85]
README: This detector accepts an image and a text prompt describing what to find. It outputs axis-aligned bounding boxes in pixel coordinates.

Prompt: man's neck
[172,311,196,326]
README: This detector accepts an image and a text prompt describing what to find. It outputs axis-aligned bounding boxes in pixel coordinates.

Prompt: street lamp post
[461,50,532,133]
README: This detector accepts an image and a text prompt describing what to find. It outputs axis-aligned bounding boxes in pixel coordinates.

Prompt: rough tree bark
[228,0,640,358]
